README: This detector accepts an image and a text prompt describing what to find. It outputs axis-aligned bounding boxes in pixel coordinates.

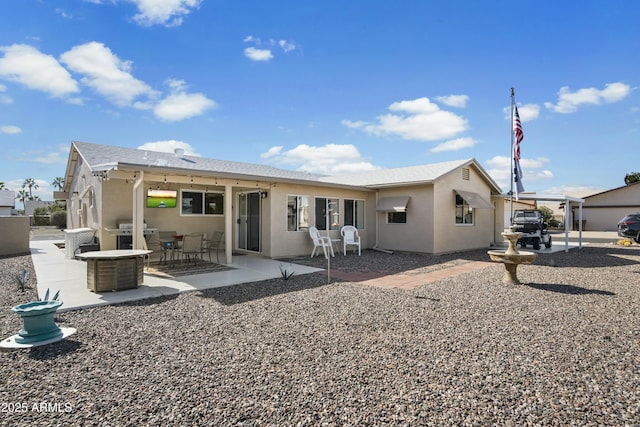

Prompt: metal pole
[509,87,515,226]
[326,203,331,283]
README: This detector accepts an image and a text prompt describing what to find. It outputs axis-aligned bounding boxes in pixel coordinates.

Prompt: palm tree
[0,181,6,190]
[51,177,64,191]
[16,189,29,205]
[22,178,39,198]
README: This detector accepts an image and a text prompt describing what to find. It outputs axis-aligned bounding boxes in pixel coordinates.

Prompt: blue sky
[1,0,638,207]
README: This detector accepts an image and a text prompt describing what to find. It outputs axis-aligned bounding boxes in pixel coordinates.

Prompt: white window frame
[344,199,365,229]
[315,197,340,230]
[287,195,309,231]
[455,194,474,225]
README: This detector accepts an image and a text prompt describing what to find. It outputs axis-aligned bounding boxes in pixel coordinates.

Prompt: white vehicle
[512,210,552,250]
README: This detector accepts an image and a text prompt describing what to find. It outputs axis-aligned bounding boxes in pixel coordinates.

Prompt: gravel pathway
[1,245,639,426]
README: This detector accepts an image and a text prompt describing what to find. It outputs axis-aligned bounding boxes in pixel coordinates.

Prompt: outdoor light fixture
[260,191,268,199]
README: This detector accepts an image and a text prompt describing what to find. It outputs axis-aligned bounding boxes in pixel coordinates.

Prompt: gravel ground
[1,245,639,426]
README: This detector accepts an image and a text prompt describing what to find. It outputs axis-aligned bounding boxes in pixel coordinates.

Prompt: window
[287,195,309,231]
[344,199,365,229]
[387,212,407,224]
[181,190,223,215]
[455,194,473,224]
[315,197,340,230]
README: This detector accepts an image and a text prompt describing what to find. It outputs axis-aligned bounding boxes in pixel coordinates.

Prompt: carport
[504,194,585,252]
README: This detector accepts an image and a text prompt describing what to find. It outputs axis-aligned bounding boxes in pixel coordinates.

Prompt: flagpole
[510,87,515,225]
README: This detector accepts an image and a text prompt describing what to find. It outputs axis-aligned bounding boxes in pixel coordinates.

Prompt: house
[24,200,57,216]
[566,181,640,231]
[56,141,504,263]
[0,190,15,216]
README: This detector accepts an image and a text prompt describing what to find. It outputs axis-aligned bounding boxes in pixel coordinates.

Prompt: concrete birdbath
[1,292,76,350]
[488,227,537,284]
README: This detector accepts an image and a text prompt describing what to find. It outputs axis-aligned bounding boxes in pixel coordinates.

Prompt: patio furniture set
[309,225,361,258]
[153,230,225,268]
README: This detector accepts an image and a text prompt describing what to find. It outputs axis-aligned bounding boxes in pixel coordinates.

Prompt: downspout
[372,191,393,254]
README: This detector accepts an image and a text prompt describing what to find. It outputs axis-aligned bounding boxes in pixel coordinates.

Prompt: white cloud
[60,41,156,106]
[153,78,216,121]
[344,97,468,141]
[261,144,378,175]
[243,36,296,61]
[0,44,79,98]
[503,103,540,122]
[435,94,469,108]
[55,8,73,19]
[260,146,283,159]
[131,0,201,27]
[244,47,273,62]
[138,140,200,156]
[0,83,11,104]
[485,155,554,190]
[279,40,296,52]
[1,125,21,134]
[341,119,367,129]
[544,82,632,113]
[430,137,477,152]
[33,152,66,164]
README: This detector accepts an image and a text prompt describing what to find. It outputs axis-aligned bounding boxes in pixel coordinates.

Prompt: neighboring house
[57,141,504,263]
[24,200,56,216]
[0,190,16,216]
[566,182,640,231]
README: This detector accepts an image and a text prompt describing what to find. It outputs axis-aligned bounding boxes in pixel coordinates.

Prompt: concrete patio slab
[30,239,323,312]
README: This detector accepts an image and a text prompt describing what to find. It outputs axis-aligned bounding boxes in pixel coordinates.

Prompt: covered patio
[504,194,586,252]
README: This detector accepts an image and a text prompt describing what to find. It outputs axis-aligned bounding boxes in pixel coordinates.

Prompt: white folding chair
[341,225,361,256]
[308,226,333,258]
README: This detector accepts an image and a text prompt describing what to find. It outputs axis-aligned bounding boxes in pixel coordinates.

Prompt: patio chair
[179,233,204,265]
[340,225,361,256]
[151,230,178,264]
[203,231,224,263]
[309,226,333,258]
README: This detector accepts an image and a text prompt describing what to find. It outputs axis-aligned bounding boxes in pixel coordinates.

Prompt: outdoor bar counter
[76,250,151,292]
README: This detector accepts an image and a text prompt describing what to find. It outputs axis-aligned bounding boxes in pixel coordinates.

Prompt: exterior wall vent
[462,168,470,181]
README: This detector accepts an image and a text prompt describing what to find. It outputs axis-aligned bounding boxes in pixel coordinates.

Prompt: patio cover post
[132,171,145,250]
[224,184,233,264]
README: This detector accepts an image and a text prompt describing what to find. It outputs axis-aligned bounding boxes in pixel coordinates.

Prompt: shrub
[33,207,50,226]
[50,210,67,229]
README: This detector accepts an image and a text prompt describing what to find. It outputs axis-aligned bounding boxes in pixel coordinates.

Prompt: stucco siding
[268,183,375,258]
[571,184,640,231]
[433,166,496,253]
[376,186,433,253]
[0,216,30,256]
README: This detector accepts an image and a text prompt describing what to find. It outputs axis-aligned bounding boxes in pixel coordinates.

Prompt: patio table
[76,249,152,292]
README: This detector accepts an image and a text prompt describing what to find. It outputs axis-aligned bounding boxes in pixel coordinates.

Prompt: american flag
[513,105,525,197]
[513,106,523,160]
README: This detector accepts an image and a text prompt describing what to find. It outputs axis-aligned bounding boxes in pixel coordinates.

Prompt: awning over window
[454,189,494,209]
[376,196,410,212]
